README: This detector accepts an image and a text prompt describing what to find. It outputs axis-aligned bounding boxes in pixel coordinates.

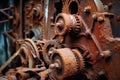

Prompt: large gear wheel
[50,48,84,80]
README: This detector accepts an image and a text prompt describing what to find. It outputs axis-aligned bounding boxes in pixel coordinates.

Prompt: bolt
[92,14,97,20]
[55,19,64,30]
[97,16,104,23]
[99,50,112,58]
[49,64,56,69]
[9,16,13,20]
[99,53,105,58]
[84,6,91,14]
[103,50,112,58]
[48,48,55,56]
[49,63,60,69]
[98,69,106,76]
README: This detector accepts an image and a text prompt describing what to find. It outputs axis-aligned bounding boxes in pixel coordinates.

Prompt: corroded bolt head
[92,14,97,20]
[84,6,91,14]
[103,50,112,58]
[49,63,60,69]
[99,50,112,58]
[49,64,56,69]
[98,69,106,76]
[99,53,105,58]
[9,16,14,19]
[97,16,104,22]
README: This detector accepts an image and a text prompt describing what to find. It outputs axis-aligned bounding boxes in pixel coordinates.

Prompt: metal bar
[3,32,16,42]
[79,16,104,55]
[0,10,10,17]
[0,19,9,23]
[44,0,49,39]
[0,48,21,72]
[0,7,11,11]
[19,0,23,39]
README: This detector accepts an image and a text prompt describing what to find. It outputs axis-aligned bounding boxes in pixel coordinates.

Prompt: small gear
[72,49,84,71]
[55,13,82,36]
[43,40,60,65]
[69,14,82,34]
[82,49,96,64]
[55,13,72,36]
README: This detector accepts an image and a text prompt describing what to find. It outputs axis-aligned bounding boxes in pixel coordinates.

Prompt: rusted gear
[72,49,84,71]
[84,61,105,80]
[50,48,84,80]
[69,14,83,34]
[82,50,95,64]
[55,13,72,36]
[43,40,60,65]
[55,13,82,36]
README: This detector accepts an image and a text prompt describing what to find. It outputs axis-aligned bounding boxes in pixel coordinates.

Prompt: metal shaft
[0,48,21,72]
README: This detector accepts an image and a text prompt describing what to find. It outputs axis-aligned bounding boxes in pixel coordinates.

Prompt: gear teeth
[74,14,81,28]
[72,49,85,71]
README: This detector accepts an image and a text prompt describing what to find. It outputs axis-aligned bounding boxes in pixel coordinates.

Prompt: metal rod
[19,0,23,38]
[0,48,21,72]
[0,7,11,11]
[79,16,104,55]
[44,0,49,39]
[3,32,16,42]
[0,19,9,23]
[0,10,10,17]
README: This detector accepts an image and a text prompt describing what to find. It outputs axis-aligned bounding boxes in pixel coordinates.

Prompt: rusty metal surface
[0,0,120,80]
